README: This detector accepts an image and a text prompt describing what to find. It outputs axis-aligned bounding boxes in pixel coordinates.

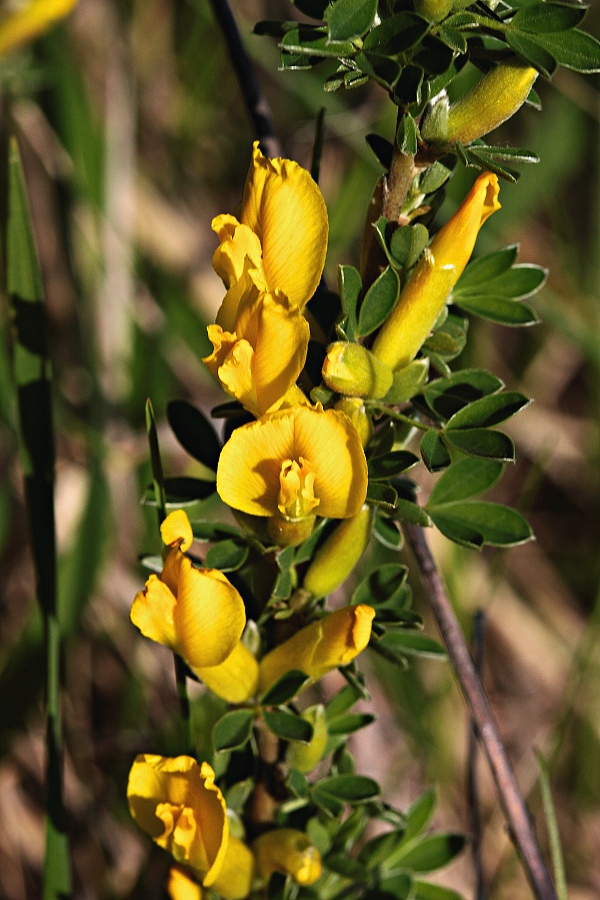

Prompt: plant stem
[467,610,486,900]
[405,524,558,900]
[208,0,282,158]
[174,655,195,757]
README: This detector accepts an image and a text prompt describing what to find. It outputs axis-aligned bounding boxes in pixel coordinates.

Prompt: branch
[404,524,558,900]
[467,610,486,900]
[208,0,282,158]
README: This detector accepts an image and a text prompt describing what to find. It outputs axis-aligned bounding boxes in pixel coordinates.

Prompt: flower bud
[253,829,322,886]
[446,60,538,146]
[334,397,373,447]
[413,0,454,23]
[323,341,393,399]
[420,92,450,143]
[303,505,374,598]
[286,705,328,773]
[372,172,500,371]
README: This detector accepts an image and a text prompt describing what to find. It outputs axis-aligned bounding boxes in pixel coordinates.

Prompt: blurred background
[0,0,599,897]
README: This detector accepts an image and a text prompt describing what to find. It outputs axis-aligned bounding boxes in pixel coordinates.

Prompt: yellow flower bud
[372,172,500,371]
[334,397,373,447]
[413,0,453,22]
[303,505,374,598]
[446,61,538,146]
[322,342,394,399]
[259,604,375,693]
[253,829,322,887]
[286,705,328,773]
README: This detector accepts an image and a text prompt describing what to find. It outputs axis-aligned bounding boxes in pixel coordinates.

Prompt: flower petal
[217,410,297,517]
[127,755,228,886]
[430,172,500,272]
[0,0,77,56]
[212,215,265,291]
[167,866,204,900]
[195,641,259,703]
[172,557,246,669]
[212,836,255,900]
[292,406,368,518]
[131,575,178,650]
[161,509,194,552]
[241,143,328,309]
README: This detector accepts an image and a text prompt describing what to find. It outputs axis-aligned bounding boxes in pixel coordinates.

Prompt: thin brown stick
[467,610,486,900]
[208,0,282,158]
[405,524,558,900]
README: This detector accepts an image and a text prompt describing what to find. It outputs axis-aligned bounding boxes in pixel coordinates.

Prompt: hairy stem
[405,524,558,900]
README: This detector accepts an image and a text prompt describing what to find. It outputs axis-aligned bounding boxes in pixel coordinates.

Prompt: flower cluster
[127,142,507,898]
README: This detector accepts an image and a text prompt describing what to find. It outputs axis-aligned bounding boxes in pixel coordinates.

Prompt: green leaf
[423,369,504,419]
[453,294,539,325]
[456,245,518,289]
[394,499,433,527]
[327,685,366,724]
[419,162,452,195]
[328,712,376,735]
[325,852,369,879]
[390,223,429,269]
[352,563,408,606]
[368,451,419,481]
[445,391,530,429]
[205,539,249,572]
[191,520,242,542]
[428,501,533,547]
[511,2,586,33]
[388,833,466,873]
[366,134,394,170]
[293,0,329,18]
[505,30,557,77]
[167,399,221,471]
[429,458,504,505]
[420,429,451,472]
[366,481,398,510]
[422,330,461,356]
[413,882,465,900]
[443,428,515,462]
[326,0,377,41]
[263,708,314,743]
[261,670,311,706]
[212,709,255,752]
[281,25,356,57]
[402,788,437,844]
[378,874,413,898]
[357,266,400,337]
[531,28,600,73]
[373,513,404,550]
[396,113,419,156]
[313,774,380,803]
[143,476,216,506]
[384,359,430,403]
[339,265,362,340]
[455,264,547,300]
[378,631,446,660]
[363,12,430,54]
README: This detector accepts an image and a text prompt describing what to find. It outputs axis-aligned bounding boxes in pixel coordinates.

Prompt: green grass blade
[537,751,567,900]
[7,137,72,900]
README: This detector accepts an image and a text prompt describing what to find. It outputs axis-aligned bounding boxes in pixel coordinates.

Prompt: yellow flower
[131,510,258,702]
[259,604,375,693]
[0,0,77,56]
[216,405,368,546]
[203,284,310,418]
[127,755,228,886]
[372,173,501,371]
[212,142,328,331]
[167,837,255,900]
[253,829,322,887]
